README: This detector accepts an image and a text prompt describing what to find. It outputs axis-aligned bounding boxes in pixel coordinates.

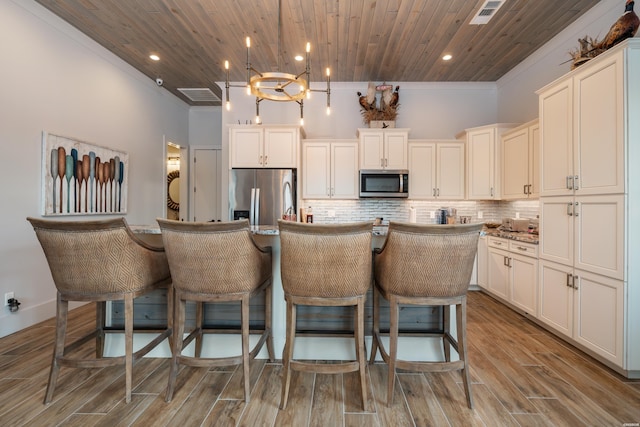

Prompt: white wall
[497,0,624,122]
[0,1,189,337]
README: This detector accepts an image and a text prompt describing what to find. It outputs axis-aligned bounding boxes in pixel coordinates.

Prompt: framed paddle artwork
[41,132,128,216]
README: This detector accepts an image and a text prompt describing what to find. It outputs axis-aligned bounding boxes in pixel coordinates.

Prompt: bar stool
[157,219,274,403]
[278,220,372,411]
[27,217,173,404]
[369,222,482,407]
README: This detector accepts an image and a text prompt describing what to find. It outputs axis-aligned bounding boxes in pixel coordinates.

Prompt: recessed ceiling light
[442,54,453,61]
[149,54,160,61]
[294,55,303,61]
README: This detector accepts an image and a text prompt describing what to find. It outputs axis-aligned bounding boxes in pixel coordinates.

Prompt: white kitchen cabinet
[461,123,517,200]
[357,128,408,170]
[230,125,301,168]
[539,259,624,366]
[487,244,510,301]
[486,237,538,316]
[408,140,464,200]
[302,140,358,199]
[535,39,640,375]
[538,49,624,197]
[502,120,539,200]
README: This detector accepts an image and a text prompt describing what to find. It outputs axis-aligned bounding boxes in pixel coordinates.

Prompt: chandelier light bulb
[226,101,230,111]
[326,107,331,115]
[246,37,251,48]
[306,42,310,53]
[224,60,229,70]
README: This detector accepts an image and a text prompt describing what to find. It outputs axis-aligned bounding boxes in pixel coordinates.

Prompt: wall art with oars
[41,132,128,216]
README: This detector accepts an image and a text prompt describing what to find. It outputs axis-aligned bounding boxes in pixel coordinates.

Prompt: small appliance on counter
[501,217,530,232]
[437,207,457,224]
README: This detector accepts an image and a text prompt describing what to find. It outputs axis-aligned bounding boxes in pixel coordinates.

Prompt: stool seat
[369,222,482,407]
[278,220,373,411]
[157,219,274,403]
[27,217,173,404]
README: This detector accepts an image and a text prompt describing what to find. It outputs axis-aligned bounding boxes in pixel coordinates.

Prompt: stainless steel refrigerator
[229,169,296,225]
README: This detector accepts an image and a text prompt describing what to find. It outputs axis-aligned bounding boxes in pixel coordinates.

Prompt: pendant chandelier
[224,0,331,125]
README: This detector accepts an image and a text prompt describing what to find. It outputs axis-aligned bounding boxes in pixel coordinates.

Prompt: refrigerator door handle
[250,188,256,226]
[254,188,260,225]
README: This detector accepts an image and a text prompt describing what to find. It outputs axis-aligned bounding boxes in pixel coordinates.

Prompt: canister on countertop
[305,206,313,223]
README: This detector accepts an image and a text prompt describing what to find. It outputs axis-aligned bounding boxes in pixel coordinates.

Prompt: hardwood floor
[1,291,638,426]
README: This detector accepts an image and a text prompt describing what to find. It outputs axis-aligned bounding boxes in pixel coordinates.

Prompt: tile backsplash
[301,199,539,224]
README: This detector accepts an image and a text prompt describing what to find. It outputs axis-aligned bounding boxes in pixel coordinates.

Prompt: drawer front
[509,240,538,257]
[488,237,509,250]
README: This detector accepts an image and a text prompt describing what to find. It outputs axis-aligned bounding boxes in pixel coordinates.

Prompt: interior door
[191,147,221,222]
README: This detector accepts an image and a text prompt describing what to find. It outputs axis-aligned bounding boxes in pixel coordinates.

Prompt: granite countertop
[482,227,539,244]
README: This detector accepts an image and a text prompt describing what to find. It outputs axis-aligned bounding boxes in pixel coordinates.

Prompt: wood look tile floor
[1,291,639,426]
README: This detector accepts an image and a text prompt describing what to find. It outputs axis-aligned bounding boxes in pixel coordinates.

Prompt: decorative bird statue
[357,91,373,111]
[366,81,376,107]
[594,0,639,51]
[389,86,400,108]
[381,86,392,110]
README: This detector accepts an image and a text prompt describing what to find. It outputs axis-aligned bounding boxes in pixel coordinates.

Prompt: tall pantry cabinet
[536,39,639,377]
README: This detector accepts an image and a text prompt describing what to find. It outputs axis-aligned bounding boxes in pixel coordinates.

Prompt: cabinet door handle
[566,273,573,288]
[567,203,573,216]
[527,184,532,194]
[433,188,436,197]
[436,188,440,196]
[566,176,573,190]
[524,184,528,195]
[380,158,384,167]
[573,202,579,217]
[573,175,579,190]
[263,155,268,165]
[259,155,263,165]
[516,246,528,251]
[331,187,335,196]
[385,158,389,167]
[573,274,579,290]
[490,187,494,197]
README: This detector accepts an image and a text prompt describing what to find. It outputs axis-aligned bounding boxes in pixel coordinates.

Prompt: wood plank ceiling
[34,0,602,105]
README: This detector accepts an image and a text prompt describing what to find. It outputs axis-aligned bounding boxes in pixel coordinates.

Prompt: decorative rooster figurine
[594,0,639,51]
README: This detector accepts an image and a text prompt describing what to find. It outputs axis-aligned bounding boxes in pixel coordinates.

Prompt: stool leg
[166,296,185,402]
[44,293,67,404]
[443,304,451,362]
[369,285,380,364]
[457,299,474,409]
[355,298,368,411]
[279,299,296,410]
[195,301,204,358]
[166,285,174,351]
[96,301,105,358]
[241,295,251,403]
[265,282,275,362]
[124,294,134,403]
[387,295,399,406]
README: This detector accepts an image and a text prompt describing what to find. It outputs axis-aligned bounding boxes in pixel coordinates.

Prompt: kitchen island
[105,224,466,362]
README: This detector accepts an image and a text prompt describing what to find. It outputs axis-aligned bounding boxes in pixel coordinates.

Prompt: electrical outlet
[327,210,335,218]
[429,211,435,219]
[477,211,483,219]
[515,212,520,218]
[5,292,14,306]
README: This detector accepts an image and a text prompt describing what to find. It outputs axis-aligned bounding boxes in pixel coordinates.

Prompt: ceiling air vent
[177,88,221,102]
[469,0,505,25]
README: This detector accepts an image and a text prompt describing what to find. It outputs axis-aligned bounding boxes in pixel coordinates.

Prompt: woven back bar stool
[369,222,482,407]
[157,219,274,403]
[278,220,373,411]
[27,217,173,404]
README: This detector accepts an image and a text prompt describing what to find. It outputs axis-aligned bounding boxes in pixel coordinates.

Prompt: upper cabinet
[538,48,624,197]
[501,119,540,200]
[461,123,518,200]
[408,140,464,200]
[357,128,408,170]
[302,140,359,199]
[229,125,302,168]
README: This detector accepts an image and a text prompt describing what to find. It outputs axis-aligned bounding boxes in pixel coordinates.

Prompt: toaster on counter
[501,217,530,232]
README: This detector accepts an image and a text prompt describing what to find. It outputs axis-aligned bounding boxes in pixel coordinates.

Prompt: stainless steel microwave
[359,170,409,198]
